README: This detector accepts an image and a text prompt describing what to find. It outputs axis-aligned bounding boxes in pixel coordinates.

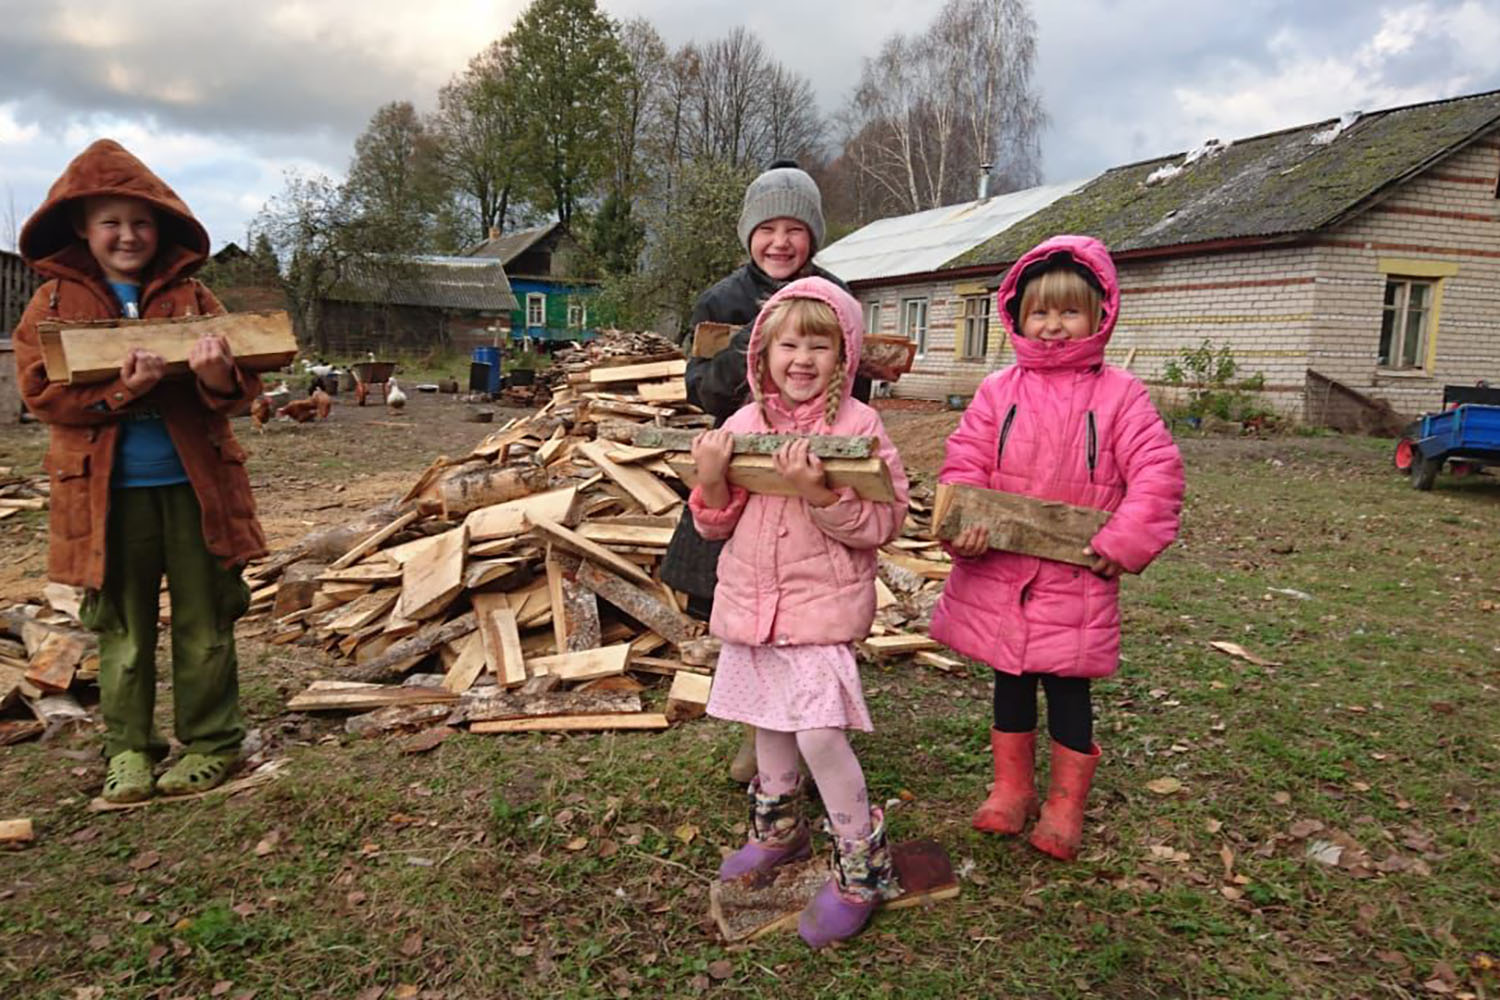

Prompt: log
[666,453,896,503]
[571,558,703,646]
[665,670,712,722]
[930,483,1109,569]
[469,713,669,734]
[329,511,421,570]
[437,464,547,518]
[632,427,877,459]
[451,690,642,724]
[546,552,601,654]
[351,612,477,683]
[39,310,298,385]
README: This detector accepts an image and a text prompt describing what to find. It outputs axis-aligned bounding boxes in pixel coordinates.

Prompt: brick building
[826,89,1500,423]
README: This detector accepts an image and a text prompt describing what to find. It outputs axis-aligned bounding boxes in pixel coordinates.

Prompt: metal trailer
[1392,384,1500,491]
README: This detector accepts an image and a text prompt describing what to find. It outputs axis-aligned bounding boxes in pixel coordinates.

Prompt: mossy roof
[947,88,1500,270]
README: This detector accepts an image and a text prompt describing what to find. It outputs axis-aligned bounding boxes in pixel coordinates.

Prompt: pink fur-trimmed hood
[744,276,864,419]
[996,234,1121,372]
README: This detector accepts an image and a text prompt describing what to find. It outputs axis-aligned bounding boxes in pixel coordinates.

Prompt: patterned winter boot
[797,808,902,949]
[1029,741,1101,861]
[972,729,1039,834]
[718,777,812,880]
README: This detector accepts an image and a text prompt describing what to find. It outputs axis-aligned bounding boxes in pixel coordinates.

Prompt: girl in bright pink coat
[931,235,1184,861]
[689,276,909,949]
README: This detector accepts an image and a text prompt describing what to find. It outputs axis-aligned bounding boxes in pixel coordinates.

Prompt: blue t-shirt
[109,282,189,488]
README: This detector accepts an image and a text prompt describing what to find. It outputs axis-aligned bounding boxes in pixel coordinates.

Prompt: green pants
[80,483,250,759]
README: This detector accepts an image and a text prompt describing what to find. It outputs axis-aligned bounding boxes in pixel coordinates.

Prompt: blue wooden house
[462,222,598,344]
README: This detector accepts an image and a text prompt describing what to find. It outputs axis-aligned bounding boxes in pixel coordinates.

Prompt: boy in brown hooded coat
[12,139,268,802]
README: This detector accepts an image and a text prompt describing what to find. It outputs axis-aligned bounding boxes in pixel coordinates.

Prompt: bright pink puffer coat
[930,235,1183,678]
[689,277,910,647]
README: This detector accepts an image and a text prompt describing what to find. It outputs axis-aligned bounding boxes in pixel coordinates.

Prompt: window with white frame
[864,300,882,335]
[526,293,546,328]
[567,299,586,329]
[960,295,991,359]
[900,297,929,358]
[1378,278,1433,370]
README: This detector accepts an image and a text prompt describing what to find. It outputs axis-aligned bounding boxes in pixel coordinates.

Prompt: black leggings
[993,672,1093,753]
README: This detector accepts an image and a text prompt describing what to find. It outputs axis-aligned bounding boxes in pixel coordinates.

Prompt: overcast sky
[2,0,1498,251]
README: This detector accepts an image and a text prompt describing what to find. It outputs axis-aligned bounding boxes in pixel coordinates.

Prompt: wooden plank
[880,550,952,580]
[665,670,713,722]
[603,443,669,465]
[577,522,674,548]
[577,440,681,514]
[464,557,530,591]
[504,580,553,629]
[914,650,965,674]
[545,551,601,654]
[525,643,632,683]
[666,453,896,503]
[453,690,641,724]
[395,525,467,621]
[24,630,88,693]
[638,378,687,404]
[441,632,488,694]
[0,818,35,843]
[317,562,402,585]
[861,634,940,656]
[632,427,877,459]
[464,486,578,541]
[571,558,703,646]
[470,713,669,734]
[930,483,1109,569]
[40,310,297,385]
[328,589,399,634]
[588,359,687,384]
[287,683,458,712]
[329,510,421,570]
[472,594,527,688]
[691,321,734,359]
[528,515,657,588]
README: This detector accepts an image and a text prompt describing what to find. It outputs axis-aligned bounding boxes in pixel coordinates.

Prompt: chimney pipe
[978,162,993,202]
[488,225,501,241]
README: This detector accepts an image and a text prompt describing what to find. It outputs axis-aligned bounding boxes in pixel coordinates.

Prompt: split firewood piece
[329,510,421,571]
[930,482,1109,569]
[588,399,676,421]
[42,582,81,619]
[39,310,297,385]
[679,636,722,668]
[576,522,674,548]
[524,643,633,683]
[464,486,579,541]
[469,713,670,735]
[914,650,965,673]
[287,681,458,713]
[666,453,896,503]
[434,464,548,519]
[504,579,553,629]
[317,562,403,585]
[527,515,657,589]
[472,594,527,688]
[23,629,89,693]
[691,321,734,359]
[536,426,568,466]
[351,611,477,683]
[0,720,45,745]
[860,634,940,657]
[273,560,330,617]
[576,440,681,515]
[874,577,899,610]
[545,550,601,654]
[632,427,877,460]
[452,689,642,724]
[395,525,468,621]
[638,378,687,404]
[570,557,703,646]
[880,550,952,581]
[465,557,531,592]
[0,818,36,844]
[588,359,687,384]
[345,703,454,738]
[441,632,489,694]
[665,670,713,723]
[329,590,400,634]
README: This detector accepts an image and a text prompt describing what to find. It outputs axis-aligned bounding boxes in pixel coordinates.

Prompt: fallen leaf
[394,987,420,1000]
[1203,818,1223,834]
[399,726,453,755]
[674,823,699,844]
[1272,791,1292,805]
[1145,777,1183,796]
[400,932,423,957]
[347,890,367,906]
[211,981,234,997]
[1208,640,1282,667]
[1219,845,1235,879]
[128,850,161,871]
[130,910,154,924]
[707,959,733,980]
[147,943,167,968]
[597,839,618,859]
[1307,840,1344,866]
[253,831,280,857]
[1219,886,1243,900]
[1288,819,1325,839]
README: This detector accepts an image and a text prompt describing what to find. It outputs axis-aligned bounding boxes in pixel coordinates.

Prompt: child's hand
[188,333,237,396]
[120,348,165,395]
[1084,546,1125,578]
[691,428,734,486]
[774,438,837,507]
[949,524,990,557]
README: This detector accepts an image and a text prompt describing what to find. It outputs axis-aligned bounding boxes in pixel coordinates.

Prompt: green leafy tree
[431,42,525,244]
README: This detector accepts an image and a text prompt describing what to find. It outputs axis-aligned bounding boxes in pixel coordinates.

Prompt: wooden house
[318,255,518,357]
[462,222,598,344]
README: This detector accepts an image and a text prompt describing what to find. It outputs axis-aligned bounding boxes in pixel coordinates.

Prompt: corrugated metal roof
[331,255,518,313]
[814,180,1092,282]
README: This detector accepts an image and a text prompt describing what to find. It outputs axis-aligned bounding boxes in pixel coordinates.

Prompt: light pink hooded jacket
[930,235,1183,678]
[689,277,910,647]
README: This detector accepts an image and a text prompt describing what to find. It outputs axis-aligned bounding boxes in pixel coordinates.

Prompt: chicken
[298,356,336,380]
[311,387,332,420]
[386,378,407,411]
[354,381,369,406]
[249,394,272,433]
[277,397,319,423]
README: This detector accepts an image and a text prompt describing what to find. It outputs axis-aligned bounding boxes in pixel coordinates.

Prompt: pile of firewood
[244,336,958,740]
[0,467,49,523]
[0,590,95,746]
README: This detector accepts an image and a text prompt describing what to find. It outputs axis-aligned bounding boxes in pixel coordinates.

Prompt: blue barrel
[470,346,502,394]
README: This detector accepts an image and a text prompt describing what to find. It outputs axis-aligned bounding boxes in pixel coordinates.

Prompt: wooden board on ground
[930,482,1109,569]
[691,321,734,359]
[632,427,877,459]
[665,670,712,722]
[287,682,459,712]
[525,643,632,683]
[24,630,88,693]
[861,634,940,657]
[472,593,527,687]
[587,359,687,384]
[470,713,669,734]
[464,486,579,541]
[453,690,641,724]
[39,310,297,385]
[666,453,896,503]
[0,818,35,843]
[709,839,958,943]
[395,525,467,621]
[577,440,681,515]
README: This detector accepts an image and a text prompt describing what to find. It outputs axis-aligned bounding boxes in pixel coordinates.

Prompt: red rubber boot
[1028,741,1100,861]
[972,730,1038,835]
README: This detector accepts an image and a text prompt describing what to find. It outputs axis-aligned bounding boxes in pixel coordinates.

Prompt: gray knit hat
[737,159,826,254]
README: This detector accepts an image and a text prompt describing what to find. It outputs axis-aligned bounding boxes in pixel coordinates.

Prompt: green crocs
[103,751,155,804]
[157,752,237,797]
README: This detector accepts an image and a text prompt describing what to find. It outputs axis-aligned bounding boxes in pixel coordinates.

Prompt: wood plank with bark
[524,643,633,683]
[666,453,896,503]
[351,611,477,683]
[632,427,877,459]
[930,482,1109,568]
[571,557,703,646]
[527,515,657,588]
[545,551,601,654]
[287,683,458,712]
[39,310,298,384]
[469,713,669,734]
[451,690,642,724]
[577,440,681,514]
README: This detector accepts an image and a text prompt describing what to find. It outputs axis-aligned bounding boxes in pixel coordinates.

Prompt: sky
[1,0,1498,252]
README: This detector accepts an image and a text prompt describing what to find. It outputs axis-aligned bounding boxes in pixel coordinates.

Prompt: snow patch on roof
[1311,111,1362,145]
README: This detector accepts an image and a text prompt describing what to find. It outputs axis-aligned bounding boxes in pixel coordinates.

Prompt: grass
[2,433,1499,998]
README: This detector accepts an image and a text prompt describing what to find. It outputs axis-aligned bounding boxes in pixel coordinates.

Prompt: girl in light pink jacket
[689,277,909,949]
[932,235,1184,861]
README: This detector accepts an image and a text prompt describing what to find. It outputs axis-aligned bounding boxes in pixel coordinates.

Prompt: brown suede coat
[13,139,267,589]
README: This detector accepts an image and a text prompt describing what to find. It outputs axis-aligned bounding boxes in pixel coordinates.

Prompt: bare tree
[255,173,360,353]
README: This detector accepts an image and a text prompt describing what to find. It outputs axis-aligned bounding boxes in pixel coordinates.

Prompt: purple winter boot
[718,777,811,881]
[798,808,901,949]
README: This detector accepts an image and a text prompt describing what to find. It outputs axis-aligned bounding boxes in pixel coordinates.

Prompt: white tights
[755,727,872,840]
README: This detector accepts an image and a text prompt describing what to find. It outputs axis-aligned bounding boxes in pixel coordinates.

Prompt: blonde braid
[823,352,847,428]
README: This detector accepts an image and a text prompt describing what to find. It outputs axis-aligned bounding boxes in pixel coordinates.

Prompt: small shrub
[1162,340,1273,428]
